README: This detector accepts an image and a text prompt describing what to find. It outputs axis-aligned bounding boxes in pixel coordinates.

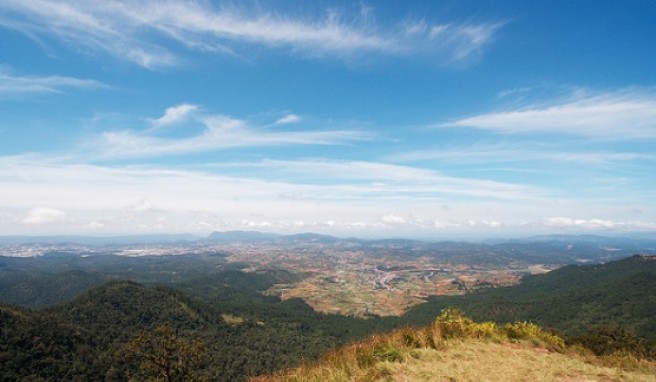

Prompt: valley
[0,232,638,315]
[236,245,533,317]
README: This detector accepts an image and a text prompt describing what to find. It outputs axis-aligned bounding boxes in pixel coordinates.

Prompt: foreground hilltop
[253,309,656,382]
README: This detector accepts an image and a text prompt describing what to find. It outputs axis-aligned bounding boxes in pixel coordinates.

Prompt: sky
[0,0,655,238]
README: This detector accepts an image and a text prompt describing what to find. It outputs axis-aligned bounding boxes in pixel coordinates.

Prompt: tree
[121,324,209,382]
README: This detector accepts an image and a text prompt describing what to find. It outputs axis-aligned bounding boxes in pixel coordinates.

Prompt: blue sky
[0,0,655,238]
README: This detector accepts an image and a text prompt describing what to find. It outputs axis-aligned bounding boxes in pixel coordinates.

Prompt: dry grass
[253,341,656,382]
[387,341,656,382]
[250,309,656,382]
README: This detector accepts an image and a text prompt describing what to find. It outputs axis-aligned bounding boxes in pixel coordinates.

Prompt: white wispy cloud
[16,154,533,206]
[387,143,656,167]
[0,0,178,68]
[442,89,656,139]
[275,113,301,125]
[0,1,502,68]
[0,68,106,94]
[95,108,371,158]
[227,159,545,201]
[150,103,198,128]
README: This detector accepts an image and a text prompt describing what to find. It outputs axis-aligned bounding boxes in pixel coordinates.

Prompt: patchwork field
[225,242,549,317]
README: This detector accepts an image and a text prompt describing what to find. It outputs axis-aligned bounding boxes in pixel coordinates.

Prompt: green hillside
[0,275,386,381]
[0,253,231,308]
[403,255,656,339]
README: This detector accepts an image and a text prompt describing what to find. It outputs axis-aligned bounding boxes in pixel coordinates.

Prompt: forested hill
[0,276,387,381]
[403,255,656,339]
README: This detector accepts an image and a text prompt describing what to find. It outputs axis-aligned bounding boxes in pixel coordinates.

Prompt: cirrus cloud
[0,68,106,94]
[94,106,372,159]
[0,0,502,68]
[442,89,656,140]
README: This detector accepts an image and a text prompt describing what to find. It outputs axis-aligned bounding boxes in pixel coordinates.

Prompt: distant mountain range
[509,233,656,250]
[0,233,200,246]
[206,230,281,242]
[206,230,350,244]
[2,232,655,267]
[3,230,655,249]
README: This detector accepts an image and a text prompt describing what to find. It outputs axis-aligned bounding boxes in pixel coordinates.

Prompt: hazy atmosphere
[1,1,655,238]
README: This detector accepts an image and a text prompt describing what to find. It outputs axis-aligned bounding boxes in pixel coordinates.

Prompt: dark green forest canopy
[0,271,390,381]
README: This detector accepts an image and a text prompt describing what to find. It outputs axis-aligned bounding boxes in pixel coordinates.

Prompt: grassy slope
[386,341,655,382]
[253,309,656,382]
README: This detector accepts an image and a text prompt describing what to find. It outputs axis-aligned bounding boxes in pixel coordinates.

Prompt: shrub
[433,307,475,339]
[503,321,564,350]
[471,321,498,340]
